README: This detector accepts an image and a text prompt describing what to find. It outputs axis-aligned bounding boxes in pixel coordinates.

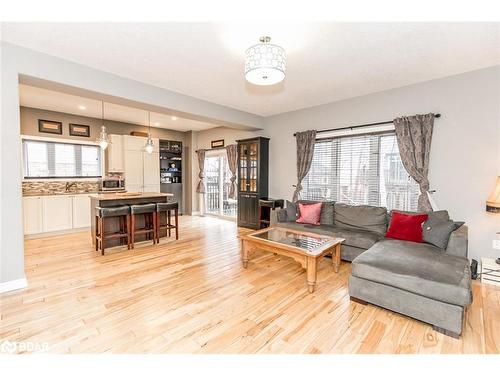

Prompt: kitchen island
[89,192,174,247]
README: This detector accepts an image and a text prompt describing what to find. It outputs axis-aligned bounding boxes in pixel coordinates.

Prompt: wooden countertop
[89,192,173,201]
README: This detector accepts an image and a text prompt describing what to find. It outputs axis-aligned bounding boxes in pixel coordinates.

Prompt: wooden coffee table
[239,227,344,293]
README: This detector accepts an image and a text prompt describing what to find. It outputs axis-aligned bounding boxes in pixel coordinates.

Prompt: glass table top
[250,228,331,251]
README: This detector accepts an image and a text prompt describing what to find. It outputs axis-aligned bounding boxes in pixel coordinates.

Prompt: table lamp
[486,176,500,264]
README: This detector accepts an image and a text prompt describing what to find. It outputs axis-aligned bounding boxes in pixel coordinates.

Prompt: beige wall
[20,106,185,143]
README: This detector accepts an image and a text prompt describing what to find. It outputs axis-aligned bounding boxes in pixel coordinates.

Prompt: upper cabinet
[107,134,124,172]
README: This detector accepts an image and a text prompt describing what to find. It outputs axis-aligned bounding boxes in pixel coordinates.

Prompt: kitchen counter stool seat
[130,203,157,248]
[95,206,131,255]
[156,202,179,242]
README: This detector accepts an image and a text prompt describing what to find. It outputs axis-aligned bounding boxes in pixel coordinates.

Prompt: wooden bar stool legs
[155,202,179,243]
[129,203,157,249]
[95,206,131,255]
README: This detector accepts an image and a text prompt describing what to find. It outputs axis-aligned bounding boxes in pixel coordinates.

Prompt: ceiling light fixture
[171,116,177,121]
[78,105,86,110]
[96,101,110,150]
[245,36,286,86]
[144,112,154,154]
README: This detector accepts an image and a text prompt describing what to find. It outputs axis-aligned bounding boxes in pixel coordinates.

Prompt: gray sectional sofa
[270,201,471,338]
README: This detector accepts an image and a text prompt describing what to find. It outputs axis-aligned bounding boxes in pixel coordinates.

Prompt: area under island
[89,192,174,248]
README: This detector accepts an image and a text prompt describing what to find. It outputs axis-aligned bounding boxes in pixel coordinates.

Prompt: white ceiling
[19,84,219,132]
[3,22,500,116]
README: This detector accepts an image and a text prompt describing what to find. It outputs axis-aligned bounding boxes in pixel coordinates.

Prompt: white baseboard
[0,278,27,294]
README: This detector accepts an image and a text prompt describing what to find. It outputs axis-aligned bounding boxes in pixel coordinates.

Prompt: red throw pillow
[296,203,322,225]
[386,211,428,243]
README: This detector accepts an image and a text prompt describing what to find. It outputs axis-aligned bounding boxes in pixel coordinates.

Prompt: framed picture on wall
[69,123,91,137]
[211,139,225,148]
[38,119,63,135]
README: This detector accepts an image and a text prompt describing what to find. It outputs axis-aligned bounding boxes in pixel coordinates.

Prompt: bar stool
[95,206,131,255]
[129,203,157,248]
[155,202,179,242]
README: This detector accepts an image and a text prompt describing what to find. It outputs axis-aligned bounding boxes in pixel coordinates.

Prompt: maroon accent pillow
[386,211,428,243]
[296,203,322,225]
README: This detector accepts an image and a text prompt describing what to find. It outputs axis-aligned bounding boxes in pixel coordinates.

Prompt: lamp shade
[486,176,500,213]
[245,36,286,86]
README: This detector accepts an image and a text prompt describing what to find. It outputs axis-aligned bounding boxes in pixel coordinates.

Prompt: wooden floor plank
[0,215,498,354]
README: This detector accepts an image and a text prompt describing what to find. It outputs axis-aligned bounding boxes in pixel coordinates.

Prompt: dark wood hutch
[236,137,269,229]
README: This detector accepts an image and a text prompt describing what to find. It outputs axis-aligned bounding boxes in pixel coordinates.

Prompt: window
[301,132,419,211]
[23,139,102,178]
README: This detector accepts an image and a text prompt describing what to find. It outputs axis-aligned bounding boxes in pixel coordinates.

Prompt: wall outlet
[493,239,500,250]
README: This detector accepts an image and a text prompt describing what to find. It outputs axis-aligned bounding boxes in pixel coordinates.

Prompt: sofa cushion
[351,239,472,306]
[299,200,335,225]
[423,218,464,249]
[334,203,387,235]
[296,202,322,225]
[285,200,298,222]
[385,211,428,243]
[276,222,382,250]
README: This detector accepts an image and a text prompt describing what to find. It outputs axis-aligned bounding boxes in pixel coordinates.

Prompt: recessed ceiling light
[171,116,178,121]
[78,105,86,110]
[154,122,160,126]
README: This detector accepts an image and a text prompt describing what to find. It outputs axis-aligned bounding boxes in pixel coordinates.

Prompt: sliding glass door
[204,151,237,218]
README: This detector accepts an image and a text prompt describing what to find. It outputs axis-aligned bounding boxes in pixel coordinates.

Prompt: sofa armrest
[270,208,287,226]
[446,225,468,258]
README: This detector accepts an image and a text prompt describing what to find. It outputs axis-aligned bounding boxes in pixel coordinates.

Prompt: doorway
[204,150,237,218]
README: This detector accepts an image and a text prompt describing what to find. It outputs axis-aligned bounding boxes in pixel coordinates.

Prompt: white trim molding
[0,278,28,294]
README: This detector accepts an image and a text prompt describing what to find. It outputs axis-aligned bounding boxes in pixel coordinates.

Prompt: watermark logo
[0,340,49,354]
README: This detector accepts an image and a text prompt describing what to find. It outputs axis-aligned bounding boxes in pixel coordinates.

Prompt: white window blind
[301,132,420,211]
[23,139,102,178]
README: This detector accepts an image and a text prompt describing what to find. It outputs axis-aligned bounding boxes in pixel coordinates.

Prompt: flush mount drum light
[245,36,286,86]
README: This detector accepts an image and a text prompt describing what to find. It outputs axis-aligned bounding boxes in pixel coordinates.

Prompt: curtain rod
[293,113,441,137]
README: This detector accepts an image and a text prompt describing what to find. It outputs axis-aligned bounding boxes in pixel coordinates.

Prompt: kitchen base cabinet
[72,195,92,228]
[42,195,73,232]
[23,194,93,236]
[22,196,43,235]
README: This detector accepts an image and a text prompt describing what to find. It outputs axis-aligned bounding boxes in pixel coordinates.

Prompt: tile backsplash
[23,181,99,196]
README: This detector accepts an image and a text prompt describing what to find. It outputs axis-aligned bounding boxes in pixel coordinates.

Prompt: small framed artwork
[38,119,63,135]
[69,123,91,137]
[211,139,225,148]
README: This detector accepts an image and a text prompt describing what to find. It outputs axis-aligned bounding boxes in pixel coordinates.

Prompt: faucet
[65,182,77,192]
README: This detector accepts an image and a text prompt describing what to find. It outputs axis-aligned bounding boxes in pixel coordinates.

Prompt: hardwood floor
[1,215,499,354]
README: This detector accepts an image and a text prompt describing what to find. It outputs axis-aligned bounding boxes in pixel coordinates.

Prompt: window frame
[21,135,104,181]
[301,128,420,211]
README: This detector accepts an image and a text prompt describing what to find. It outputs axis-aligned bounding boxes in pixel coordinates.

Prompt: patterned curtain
[225,144,238,199]
[196,149,206,194]
[292,130,317,202]
[393,113,435,211]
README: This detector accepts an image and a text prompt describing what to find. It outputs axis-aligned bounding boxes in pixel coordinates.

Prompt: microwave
[98,178,126,192]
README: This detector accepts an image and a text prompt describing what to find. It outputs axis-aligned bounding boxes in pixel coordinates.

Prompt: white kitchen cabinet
[124,150,144,187]
[123,135,160,192]
[125,184,144,193]
[143,184,160,193]
[107,134,124,172]
[42,195,73,232]
[23,196,43,235]
[143,152,160,186]
[123,135,158,152]
[72,194,91,228]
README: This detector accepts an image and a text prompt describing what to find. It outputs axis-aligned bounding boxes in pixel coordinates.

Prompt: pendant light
[144,111,154,154]
[96,101,110,150]
[245,36,286,86]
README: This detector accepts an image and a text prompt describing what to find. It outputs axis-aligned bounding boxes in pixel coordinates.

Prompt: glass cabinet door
[239,143,248,192]
[249,142,258,192]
